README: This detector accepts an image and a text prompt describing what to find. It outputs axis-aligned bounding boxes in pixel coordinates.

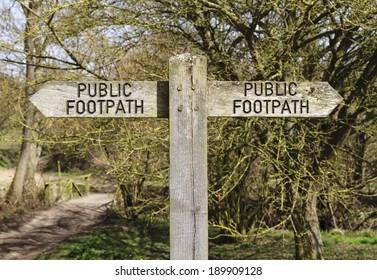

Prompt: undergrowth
[36,215,377,260]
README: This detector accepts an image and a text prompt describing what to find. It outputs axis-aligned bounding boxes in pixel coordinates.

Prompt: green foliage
[130,1,377,255]
[36,216,377,260]
[37,216,170,260]
[0,74,23,131]
[324,230,377,245]
[1,0,376,260]
[101,119,169,219]
[0,150,18,168]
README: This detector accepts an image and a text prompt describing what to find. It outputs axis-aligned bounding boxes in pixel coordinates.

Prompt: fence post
[169,54,208,260]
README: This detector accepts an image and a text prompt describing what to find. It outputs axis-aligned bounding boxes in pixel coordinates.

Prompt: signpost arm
[169,54,208,260]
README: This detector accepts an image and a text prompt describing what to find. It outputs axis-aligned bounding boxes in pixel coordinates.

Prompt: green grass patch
[0,130,21,168]
[0,149,19,168]
[323,230,377,245]
[37,215,170,260]
[36,216,377,260]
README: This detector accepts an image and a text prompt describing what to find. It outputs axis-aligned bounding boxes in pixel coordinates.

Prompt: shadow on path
[0,193,113,259]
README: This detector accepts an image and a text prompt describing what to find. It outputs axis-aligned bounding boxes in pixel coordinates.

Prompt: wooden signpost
[207,81,343,117]
[30,81,169,118]
[30,53,343,260]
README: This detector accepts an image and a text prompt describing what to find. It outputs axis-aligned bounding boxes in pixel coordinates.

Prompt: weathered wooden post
[169,54,208,260]
[30,53,343,261]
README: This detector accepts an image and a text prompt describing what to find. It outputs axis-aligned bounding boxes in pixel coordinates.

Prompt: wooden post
[30,53,343,261]
[169,54,208,260]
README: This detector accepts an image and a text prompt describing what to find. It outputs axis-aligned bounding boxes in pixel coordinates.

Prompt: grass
[0,130,21,168]
[37,215,170,260]
[36,215,377,260]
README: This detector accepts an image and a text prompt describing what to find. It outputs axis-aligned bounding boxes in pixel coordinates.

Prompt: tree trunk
[7,106,41,204]
[6,1,42,204]
[292,187,324,260]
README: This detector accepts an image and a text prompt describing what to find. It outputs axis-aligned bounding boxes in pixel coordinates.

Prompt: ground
[0,167,115,260]
[1,168,376,260]
[0,193,113,259]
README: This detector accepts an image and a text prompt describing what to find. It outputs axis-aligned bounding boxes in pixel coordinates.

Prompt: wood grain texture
[30,81,169,118]
[29,55,344,261]
[169,54,208,260]
[31,81,342,118]
[207,81,343,117]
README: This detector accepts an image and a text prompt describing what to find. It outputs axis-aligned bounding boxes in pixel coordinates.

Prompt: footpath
[0,193,113,259]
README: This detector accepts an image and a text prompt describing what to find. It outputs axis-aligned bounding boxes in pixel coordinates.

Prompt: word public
[233,82,310,115]
[66,82,144,115]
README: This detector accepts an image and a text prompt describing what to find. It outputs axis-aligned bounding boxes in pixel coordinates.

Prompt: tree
[2,1,42,204]
[0,0,132,203]
[111,0,377,259]
[1,0,375,259]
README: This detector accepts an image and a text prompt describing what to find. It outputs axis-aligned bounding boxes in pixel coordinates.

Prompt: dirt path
[0,193,113,259]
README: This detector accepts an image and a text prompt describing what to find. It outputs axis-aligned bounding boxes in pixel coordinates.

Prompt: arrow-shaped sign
[30,81,342,118]
[28,54,344,261]
[207,81,343,117]
[30,81,169,118]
